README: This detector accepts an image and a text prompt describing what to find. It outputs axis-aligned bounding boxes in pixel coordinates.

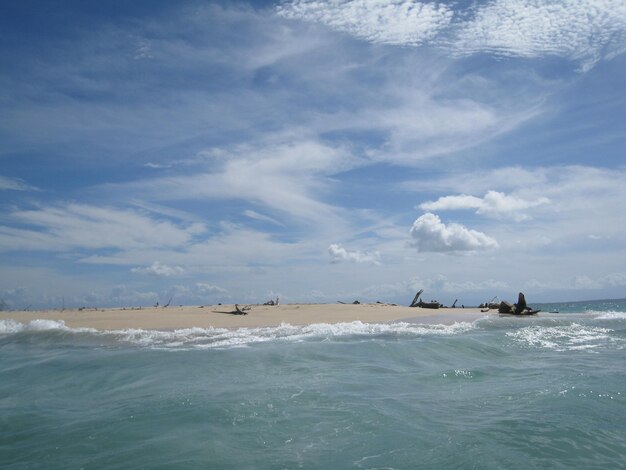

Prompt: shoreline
[0,303,490,331]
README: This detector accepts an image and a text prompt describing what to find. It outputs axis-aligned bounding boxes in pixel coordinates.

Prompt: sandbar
[0,303,489,331]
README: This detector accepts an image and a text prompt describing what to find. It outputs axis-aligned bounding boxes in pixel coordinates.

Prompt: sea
[1,299,625,469]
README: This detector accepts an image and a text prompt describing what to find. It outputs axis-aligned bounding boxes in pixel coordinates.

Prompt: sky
[1,0,625,309]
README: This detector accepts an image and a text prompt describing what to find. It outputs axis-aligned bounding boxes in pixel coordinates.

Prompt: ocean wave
[506,323,614,351]
[0,319,475,349]
[0,319,97,334]
[589,311,626,320]
[106,321,477,349]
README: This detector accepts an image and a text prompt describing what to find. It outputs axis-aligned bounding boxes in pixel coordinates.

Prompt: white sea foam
[105,320,476,349]
[590,311,626,320]
[0,318,476,349]
[0,319,98,335]
[27,319,70,331]
[506,323,614,351]
[0,319,25,334]
[0,318,70,333]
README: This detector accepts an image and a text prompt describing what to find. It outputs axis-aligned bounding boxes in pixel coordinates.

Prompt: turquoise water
[1,301,625,469]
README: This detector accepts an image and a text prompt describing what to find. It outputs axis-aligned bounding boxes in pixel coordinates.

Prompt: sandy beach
[0,303,489,330]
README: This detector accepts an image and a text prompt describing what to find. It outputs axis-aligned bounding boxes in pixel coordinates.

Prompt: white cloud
[328,243,381,264]
[277,0,454,46]
[409,212,498,253]
[195,282,228,295]
[360,274,508,299]
[103,140,352,226]
[420,190,550,221]
[0,175,38,191]
[400,166,550,194]
[75,221,306,272]
[109,285,160,306]
[603,273,626,287]
[0,204,206,252]
[360,92,540,164]
[524,272,626,291]
[451,0,626,70]
[131,261,185,277]
[134,40,154,60]
[405,165,626,253]
[144,162,172,169]
[243,210,283,226]
[279,0,626,70]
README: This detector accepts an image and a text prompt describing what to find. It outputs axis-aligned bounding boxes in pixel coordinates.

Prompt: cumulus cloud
[278,0,626,70]
[402,165,626,264]
[420,190,550,221]
[131,261,185,277]
[195,282,228,295]
[277,0,454,46]
[409,213,498,253]
[328,243,381,264]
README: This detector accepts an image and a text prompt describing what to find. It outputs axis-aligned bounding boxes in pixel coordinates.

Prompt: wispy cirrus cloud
[0,204,206,252]
[0,175,38,191]
[100,139,353,227]
[243,210,284,226]
[144,162,172,169]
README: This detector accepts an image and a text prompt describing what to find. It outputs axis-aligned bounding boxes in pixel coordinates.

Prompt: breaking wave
[0,319,476,349]
[0,319,97,334]
[590,311,626,320]
[506,323,616,351]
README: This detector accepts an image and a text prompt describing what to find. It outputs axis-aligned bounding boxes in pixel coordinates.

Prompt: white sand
[0,303,490,330]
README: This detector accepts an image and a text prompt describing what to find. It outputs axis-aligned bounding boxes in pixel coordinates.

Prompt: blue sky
[1,0,625,309]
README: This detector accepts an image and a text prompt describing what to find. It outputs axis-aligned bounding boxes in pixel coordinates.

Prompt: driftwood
[212,304,251,315]
[409,289,424,307]
[498,292,540,315]
[417,300,441,309]
[409,289,441,309]
[480,296,500,310]
[263,297,280,306]
[234,304,250,315]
